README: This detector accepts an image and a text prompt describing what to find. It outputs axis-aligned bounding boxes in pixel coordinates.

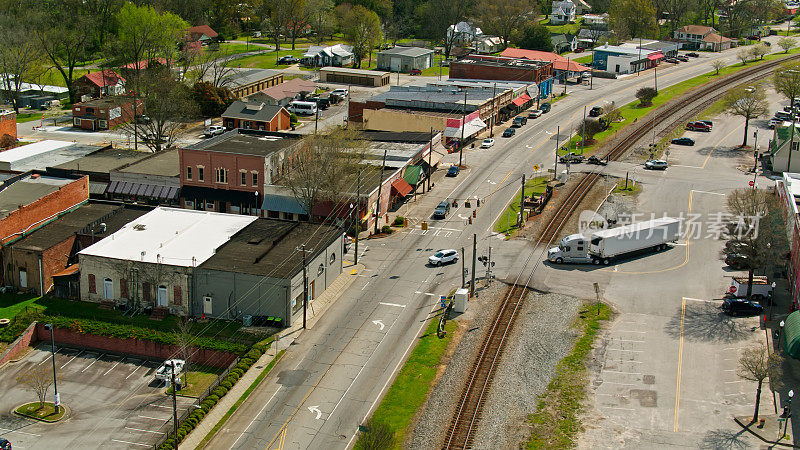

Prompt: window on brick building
[252,172,258,186]
[241,171,247,186]
[88,274,96,293]
[186,166,192,180]
[198,166,204,182]
[215,167,228,184]
[174,286,182,306]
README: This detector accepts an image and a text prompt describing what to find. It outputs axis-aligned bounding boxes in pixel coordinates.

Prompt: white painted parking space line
[0,426,41,437]
[81,353,104,373]
[602,370,643,375]
[138,414,168,421]
[125,360,147,380]
[724,380,745,384]
[379,302,406,308]
[691,190,726,196]
[616,330,646,333]
[616,339,645,343]
[599,381,637,386]
[60,349,84,369]
[103,357,125,376]
[125,426,165,434]
[112,439,151,447]
[605,349,644,353]
[149,404,173,409]
[683,297,716,303]
[601,406,636,411]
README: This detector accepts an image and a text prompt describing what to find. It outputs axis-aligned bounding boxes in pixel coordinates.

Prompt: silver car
[429,249,459,266]
[645,159,668,170]
[155,359,185,382]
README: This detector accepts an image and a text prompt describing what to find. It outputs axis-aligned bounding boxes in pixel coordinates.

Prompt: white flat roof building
[78,207,257,267]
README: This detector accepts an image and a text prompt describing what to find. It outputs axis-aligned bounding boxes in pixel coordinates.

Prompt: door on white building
[19,269,27,288]
[103,278,114,299]
[203,296,213,315]
[157,285,168,307]
[390,57,401,72]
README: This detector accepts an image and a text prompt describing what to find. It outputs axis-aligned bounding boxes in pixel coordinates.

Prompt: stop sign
[729,286,738,293]
[749,180,755,187]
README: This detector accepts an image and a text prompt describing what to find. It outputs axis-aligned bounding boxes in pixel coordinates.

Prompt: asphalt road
[206,38,796,450]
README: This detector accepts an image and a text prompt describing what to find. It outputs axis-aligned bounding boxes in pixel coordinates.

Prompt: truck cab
[548,234,592,263]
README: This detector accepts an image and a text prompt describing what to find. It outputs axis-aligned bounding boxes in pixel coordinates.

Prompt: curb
[733,416,797,448]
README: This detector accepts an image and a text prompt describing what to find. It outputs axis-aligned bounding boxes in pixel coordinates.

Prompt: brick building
[72,97,140,131]
[73,70,126,100]
[218,69,284,99]
[449,55,554,86]
[0,110,16,142]
[221,101,291,132]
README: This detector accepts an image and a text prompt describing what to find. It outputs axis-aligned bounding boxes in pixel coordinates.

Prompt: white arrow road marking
[372,320,385,331]
[308,405,322,420]
[379,302,406,308]
[487,180,497,184]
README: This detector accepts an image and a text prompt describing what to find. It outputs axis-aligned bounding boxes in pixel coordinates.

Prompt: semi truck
[548,217,681,265]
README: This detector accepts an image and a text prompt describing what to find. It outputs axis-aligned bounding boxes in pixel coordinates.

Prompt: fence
[152,355,241,449]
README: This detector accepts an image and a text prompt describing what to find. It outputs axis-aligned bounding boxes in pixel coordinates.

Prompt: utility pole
[428,128,433,192]
[654,66,658,92]
[470,234,477,298]
[518,174,525,228]
[170,362,178,447]
[461,246,466,288]
[314,103,319,135]
[554,125,560,179]
[354,169,361,265]
[580,105,587,154]
[490,82,497,137]
[590,48,594,90]
[459,91,467,167]
[788,114,797,172]
[564,55,569,96]
[296,244,314,329]
[375,148,387,234]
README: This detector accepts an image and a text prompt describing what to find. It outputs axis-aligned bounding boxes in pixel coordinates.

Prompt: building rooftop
[379,46,434,58]
[118,149,180,177]
[368,84,496,110]
[53,147,149,173]
[320,66,390,76]
[78,207,257,266]
[75,96,134,108]
[198,219,341,278]
[1,142,110,172]
[221,69,282,88]
[221,101,286,123]
[187,129,300,157]
[13,203,121,251]
[0,174,76,220]
[249,78,316,101]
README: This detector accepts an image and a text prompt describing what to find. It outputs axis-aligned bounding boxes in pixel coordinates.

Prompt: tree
[476,0,536,49]
[635,87,657,106]
[0,15,42,113]
[16,365,53,410]
[711,59,726,75]
[602,101,623,125]
[751,43,769,60]
[192,82,235,118]
[187,49,238,87]
[518,25,554,52]
[737,343,782,423]
[778,36,797,53]
[173,317,197,388]
[723,85,769,146]
[264,0,289,63]
[0,133,17,149]
[417,0,473,59]
[282,129,370,217]
[579,118,605,144]
[343,6,382,68]
[354,418,395,449]
[738,48,751,65]
[305,0,335,45]
[655,0,691,34]
[609,0,657,40]
[773,62,800,105]
[284,0,307,50]
[724,188,789,299]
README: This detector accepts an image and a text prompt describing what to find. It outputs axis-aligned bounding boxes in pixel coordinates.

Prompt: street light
[783,389,795,438]
[43,324,59,413]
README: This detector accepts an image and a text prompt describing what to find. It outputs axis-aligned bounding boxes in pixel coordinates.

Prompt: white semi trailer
[548,217,681,265]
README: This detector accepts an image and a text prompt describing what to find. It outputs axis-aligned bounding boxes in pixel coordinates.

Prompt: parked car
[528,109,543,118]
[686,121,711,131]
[432,201,451,219]
[277,55,299,64]
[664,57,680,63]
[512,116,527,127]
[721,298,763,316]
[699,120,713,129]
[576,46,585,52]
[746,35,761,40]
[559,152,584,163]
[769,118,782,129]
[204,125,225,137]
[502,128,516,137]
[446,165,460,177]
[589,106,603,117]
[686,52,700,57]
[310,96,330,109]
[330,88,349,98]
[134,114,151,124]
[763,41,772,47]
[428,249,459,266]
[586,155,607,165]
[671,137,695,146]
[540,102,551,113]
[676,56,689,62]
[481,138,495,148]
[409,68,422,75]
[725,253,749,269]
[155,359,185,382]
[0,438,10,450]
[644,159,668,170]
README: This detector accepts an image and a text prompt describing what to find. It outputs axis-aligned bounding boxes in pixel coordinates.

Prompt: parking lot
[0,343,198,449]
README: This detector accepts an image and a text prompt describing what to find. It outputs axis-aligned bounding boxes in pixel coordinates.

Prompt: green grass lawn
[217,42,266,56]
[15,113,44,123]
[230,49,306,70]
[15,402,66,422]
[540,17,583,35]
[526,303,611,448]
[37,68,89,88]
[355,312,457,449]
[494,176,550,235]
[0,293,39,319]
[612,179,642,196]
[167,365,224,398]
[572,55,593,65]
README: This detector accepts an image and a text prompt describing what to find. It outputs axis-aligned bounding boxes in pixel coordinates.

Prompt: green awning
[783,310,800,359]
[404,165,422,186]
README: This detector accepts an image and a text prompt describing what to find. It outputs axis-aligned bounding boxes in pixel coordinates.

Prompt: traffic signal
[478,256,487,265]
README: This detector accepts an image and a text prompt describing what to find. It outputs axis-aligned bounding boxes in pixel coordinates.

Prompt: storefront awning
[108,181,179,200]
[391,178,413,197]
[647,52,665,60]
[261,194,306,215]
[404,165,422,186]
[512,94,532,106]
[783,310,800,359]
[444,117,488,139]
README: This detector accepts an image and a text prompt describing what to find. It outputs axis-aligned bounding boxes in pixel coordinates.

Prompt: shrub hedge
[158,339,272,450]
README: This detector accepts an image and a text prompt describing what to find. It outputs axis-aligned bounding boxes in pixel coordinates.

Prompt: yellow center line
[278,425,287,450]
[674,297,687,432]
[701,124,742,169]
[264,371,328,450]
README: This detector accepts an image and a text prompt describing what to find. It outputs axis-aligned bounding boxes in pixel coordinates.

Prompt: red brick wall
[450,61,538,82]
[223,109,291,132]
[41,236,76,294]
[0,321,37,366]
[348,100,385,124]
[0,176,89,245]
[35,323,239,368]
[0,112,16,141]
[179,148,265,194]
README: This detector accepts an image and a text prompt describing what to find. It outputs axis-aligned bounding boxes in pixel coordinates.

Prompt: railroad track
[441,51,800,450]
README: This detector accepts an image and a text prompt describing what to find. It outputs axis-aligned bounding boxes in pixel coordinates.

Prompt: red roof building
[187,25,218,45]
[73,70,126,100]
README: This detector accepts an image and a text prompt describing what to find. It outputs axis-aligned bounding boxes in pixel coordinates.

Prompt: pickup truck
[559,152,584,163]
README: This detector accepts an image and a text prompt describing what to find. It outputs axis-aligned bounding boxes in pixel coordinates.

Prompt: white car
[204,125,225,137]
[330,88,349,98]
[429,249,459,266]
[644,159,668,170]
[481,138,495,148]
[528,110,543,118]
[155,359,185,382]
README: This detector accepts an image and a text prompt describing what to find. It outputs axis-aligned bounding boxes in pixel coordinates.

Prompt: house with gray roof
[221,101,291,132]
[301,44,354,67]
[377,46,435,72]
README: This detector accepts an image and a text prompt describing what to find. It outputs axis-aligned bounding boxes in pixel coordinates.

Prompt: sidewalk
[734,414,795,447]
[180,263,364,449]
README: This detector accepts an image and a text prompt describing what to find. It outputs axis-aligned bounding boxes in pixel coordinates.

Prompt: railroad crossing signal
[533,164,540,172]
[440,296,447,308]
[749,180,755,187]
